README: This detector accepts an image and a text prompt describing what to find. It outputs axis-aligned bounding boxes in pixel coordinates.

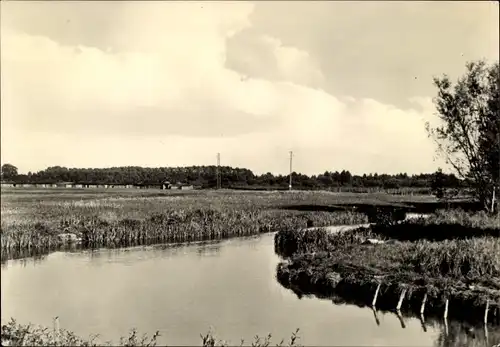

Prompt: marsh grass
[274,226,375,258]
[372,209,500,241]
[276,248,500,323]
[274,210,500,324]
[276,227,500,282]
[0,318,302,347]
[0,190,368,261]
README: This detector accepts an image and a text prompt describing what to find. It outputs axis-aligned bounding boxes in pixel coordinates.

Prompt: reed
[0,318,302,347]
[274,212,500,325]
[274,226,374,258]
[372,209,500,241]
[1,191,368,261]
[276,251,500,324]
[277,228,500,281]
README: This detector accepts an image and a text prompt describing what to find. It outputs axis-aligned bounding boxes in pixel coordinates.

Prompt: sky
[1,1,499,176]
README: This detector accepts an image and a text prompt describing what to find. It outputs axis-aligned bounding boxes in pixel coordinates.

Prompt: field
[0,187,446,262]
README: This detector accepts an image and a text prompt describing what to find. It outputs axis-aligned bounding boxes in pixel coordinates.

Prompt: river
[0,232,489,346]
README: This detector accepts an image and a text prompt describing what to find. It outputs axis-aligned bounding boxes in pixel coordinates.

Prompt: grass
[371,209,500,241]
[274,209,500,324]
[275,209,500,256]
[1,318,301,347]
[1,189,378,261]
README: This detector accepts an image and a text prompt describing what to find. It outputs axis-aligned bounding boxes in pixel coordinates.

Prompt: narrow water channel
[0,233,492,346]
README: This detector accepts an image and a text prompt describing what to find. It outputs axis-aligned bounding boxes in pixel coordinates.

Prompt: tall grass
[276,227,500,283]
[372,209,500,241]
[273,210,500,323]
[276,241,500,323]
[274,226,374,258]
[1,190,368,261]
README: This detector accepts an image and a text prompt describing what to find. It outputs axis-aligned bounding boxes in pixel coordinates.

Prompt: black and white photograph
[1,1,499,346]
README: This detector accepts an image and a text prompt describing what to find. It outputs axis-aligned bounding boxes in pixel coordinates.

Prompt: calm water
[0,233,493,346]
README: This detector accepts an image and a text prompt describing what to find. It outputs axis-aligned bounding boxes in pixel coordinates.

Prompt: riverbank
[274,210,500,325]
[1,208,366,262]
[1,188,444,262]
[1,189,376,262]
[0,188,489,262]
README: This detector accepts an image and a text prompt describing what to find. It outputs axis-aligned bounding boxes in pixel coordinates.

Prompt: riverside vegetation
[0,318,302,347]
[3,315,500,347]
[275,208,500,325]
[0,189,377,262]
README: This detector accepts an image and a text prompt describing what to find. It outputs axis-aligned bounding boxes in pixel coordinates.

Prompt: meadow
[1,187,447,261]
[1,188,397,261]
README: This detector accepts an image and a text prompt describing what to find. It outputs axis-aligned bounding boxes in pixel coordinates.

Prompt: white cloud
[1,1,447,175]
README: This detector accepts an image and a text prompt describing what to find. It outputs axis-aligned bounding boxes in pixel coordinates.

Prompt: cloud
[226,32,324,87]
[1,1,450,175]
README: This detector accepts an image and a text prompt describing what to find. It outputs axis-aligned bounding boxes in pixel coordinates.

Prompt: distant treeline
[4,165,468,191]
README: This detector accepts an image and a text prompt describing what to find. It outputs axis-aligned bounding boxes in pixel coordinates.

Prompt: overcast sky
[1,1,498,175]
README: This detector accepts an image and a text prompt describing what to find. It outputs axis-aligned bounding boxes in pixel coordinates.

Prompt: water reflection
[196,244,221,257]
[434,321,500,347]
[1,233,499,346]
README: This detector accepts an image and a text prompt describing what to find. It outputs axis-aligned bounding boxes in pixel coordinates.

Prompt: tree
[426,60,500,213]
[431,168,459,201]
[1,163,18,180]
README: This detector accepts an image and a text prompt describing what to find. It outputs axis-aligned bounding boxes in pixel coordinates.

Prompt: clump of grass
[199,327,301,347]
[274,226,375,258]
[0,318,302,347]
[430,209,500,228]
[402,237,500,280]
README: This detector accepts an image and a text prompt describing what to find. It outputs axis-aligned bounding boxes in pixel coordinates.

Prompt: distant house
[134,181,171,190]
[55,182,73,188]
[34,183,55,188]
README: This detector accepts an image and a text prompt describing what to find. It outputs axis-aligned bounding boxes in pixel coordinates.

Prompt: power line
[289,151,293,191]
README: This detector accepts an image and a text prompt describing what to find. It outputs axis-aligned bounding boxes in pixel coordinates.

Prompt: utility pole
[216,152,221,190]
[289,151,293,191]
